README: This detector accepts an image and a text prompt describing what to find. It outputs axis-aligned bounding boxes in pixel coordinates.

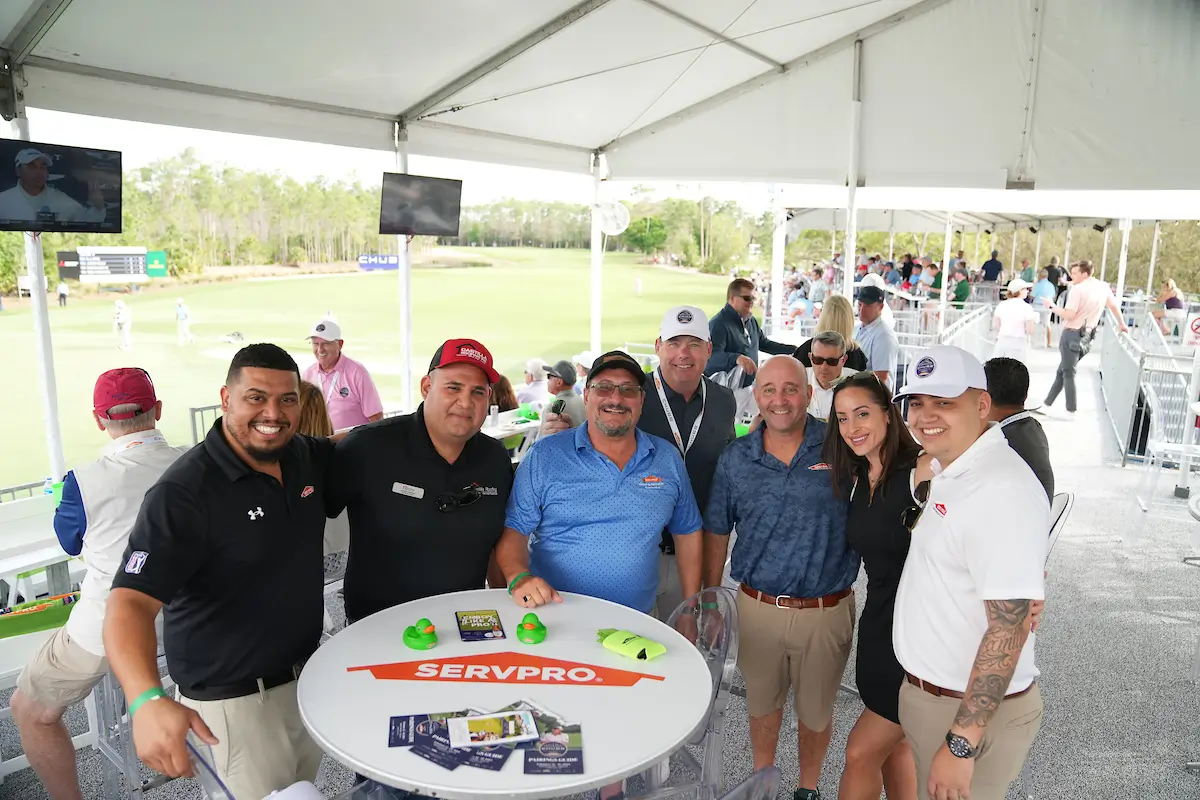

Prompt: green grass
[0,247,727,487]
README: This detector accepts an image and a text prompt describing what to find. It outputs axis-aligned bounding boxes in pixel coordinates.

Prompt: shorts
[16,627,108,709]
[735,588,854,731]
[1165,307,1187,321]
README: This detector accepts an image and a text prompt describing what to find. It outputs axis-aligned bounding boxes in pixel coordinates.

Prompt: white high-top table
[298,588,712,799]
[0,496,71,603]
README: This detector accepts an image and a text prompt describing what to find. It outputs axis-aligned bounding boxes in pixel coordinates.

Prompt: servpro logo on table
[347,651,665,687]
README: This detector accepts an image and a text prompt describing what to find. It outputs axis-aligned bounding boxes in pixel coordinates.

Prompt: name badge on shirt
[393,482,425,499]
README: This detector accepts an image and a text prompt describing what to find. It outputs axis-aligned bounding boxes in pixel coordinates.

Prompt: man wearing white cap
[991,279,1037,363]
[571,351,594,395]
[892,345,1048,800]
[517,358,553,405]
[0,148,106,224]
[302,318,383,431]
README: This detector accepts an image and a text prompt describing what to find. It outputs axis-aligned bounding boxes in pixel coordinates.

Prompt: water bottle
[43,477,54,495]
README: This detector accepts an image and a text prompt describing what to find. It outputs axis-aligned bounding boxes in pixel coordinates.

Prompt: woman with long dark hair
[822,371,932,800]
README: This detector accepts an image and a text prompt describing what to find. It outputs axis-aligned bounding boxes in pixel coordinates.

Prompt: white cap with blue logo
[659,305,710,342]
[892,345,988,401]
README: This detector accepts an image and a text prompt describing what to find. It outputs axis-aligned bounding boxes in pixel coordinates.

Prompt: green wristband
[507,572,532,595]
[700,602,719,609]
[129,687,167,717]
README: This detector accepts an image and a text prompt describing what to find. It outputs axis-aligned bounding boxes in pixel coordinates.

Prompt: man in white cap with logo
[0,148,107,224]
[302,317,384,431]
[891,345,1048,800]
[991,278,1037,364]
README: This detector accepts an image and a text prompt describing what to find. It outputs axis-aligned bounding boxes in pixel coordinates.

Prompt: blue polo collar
[748,415,825,469]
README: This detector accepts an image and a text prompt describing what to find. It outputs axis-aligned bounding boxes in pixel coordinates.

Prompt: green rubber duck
[403,618,438,650]
[517,612,546,645]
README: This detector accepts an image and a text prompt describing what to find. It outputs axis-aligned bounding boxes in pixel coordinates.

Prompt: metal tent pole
[938,213,954,337]
[1062,223,1072,271]
[395,124,414,411]
[1146,220,1161,293]
[12,114,66,480]
[842,39,863,299]
[973,225,981,269]
[887,211,895,263]
[831,228,837,261]
[1011,229,1019,271]
[1100,226,1111,282]
[589,153,605,355]
[1115,218,1131,303]
[1034,227,1042,272]
[769,186,785,335]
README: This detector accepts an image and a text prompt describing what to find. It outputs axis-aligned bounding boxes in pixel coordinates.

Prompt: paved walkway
[3,337,1199,799]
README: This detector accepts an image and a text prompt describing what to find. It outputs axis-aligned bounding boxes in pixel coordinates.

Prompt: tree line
[0,149,1195,294]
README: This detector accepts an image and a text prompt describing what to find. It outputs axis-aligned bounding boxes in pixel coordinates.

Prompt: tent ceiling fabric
[4,0,1199,189]
[785,208,1146,238]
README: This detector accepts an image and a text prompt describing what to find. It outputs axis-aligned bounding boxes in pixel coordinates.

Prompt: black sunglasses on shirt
[436,484,482,513]
[900,480,932,531]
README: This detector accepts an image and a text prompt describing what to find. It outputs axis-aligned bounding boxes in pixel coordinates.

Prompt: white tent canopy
[785,208,1137,237]
[4,0,1199,188]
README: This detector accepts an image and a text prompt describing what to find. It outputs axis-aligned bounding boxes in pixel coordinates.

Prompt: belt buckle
[774,594,791,608]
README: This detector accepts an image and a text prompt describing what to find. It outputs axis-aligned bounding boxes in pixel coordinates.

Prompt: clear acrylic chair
[187,731,235,799]
[95,651,177,799]
[629,586,739,800]
[718,766,781,800]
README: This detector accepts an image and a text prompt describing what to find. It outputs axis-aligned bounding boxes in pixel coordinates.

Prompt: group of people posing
[12,282,1055,800]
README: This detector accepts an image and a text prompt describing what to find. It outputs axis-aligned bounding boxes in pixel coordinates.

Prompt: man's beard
[594,415,633,438]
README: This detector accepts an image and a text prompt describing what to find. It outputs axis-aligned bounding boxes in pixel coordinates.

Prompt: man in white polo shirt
[805,330,857,422]
[892,345,1049,800]
[303,318,384,430]
[11,368,182,800]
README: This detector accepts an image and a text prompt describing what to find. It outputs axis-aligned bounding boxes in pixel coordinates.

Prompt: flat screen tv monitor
[0,139,122,233]
[379,173,462,237]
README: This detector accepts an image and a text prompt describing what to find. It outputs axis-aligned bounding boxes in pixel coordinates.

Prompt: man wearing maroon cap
[329,337,514,624]
[12,368,183,800]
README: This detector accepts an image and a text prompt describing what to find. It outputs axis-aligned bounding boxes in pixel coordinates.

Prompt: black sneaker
[793,789,821,800]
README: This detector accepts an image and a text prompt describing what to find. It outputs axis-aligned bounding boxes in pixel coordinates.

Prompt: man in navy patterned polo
[703,356,858,800]
[496,350,704,617]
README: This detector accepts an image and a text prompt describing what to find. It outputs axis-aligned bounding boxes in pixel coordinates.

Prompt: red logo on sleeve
[934,503,947,516]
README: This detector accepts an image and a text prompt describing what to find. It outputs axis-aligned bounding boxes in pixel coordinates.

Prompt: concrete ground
[3,335,1200,799]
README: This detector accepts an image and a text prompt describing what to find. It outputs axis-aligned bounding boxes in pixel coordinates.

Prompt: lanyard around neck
[653,369,705,457]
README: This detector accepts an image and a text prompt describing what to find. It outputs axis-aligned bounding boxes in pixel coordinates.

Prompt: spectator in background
[113,300,132,351]
[303,318,384,430]
[950,269,972,310]
[492,375,519,412]
[296,381,350,557]
[885,262,902,286]
[708,278,794,387]
[1031,270,1057,348]
[806,331,858,422]
[1045,256,1066,303]
[175,298,195,345]
[859,273,896,328]
[948,249,965,269]
[56,280,68,307]
[571,351,595,396]
[809,268,829,305]
[12,369,183,800]
[856,286,900,389]
[980,250,1004,284]
[984,357,1054,500]
[517,357,553,404]
[1153,278,1187,335]
[992,279,1037,364]
[544,360,585,429]
[1019,259,1035,284]
[794,294,868,372]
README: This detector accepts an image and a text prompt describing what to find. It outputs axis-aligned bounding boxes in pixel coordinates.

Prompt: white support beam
[1010,229,1019,271]
[1115,218,1131,302]
[637,0,785,72]
[769,186,786,336]
[3,0,76,64]
[400,0,614,122]
[842,40,863,299]
[973,225,981,270]
[1146,220,1161,293]
[938,213,953,336]
[602,0,955,152]
[394,123,414,412]
[1100,226,1111,282]
[887,210,895,263]
[1062,223,1072,271]
[1034,227,1042,273]
[589,153,607,355]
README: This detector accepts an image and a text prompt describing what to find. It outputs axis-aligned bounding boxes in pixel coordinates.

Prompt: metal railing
[938,305,994,362]
[0,481,45,502]
[189,404,222,446]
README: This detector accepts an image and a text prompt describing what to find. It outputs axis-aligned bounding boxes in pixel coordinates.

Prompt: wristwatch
[945,732,977,759]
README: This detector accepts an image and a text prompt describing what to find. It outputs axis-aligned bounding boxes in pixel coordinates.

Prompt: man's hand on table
[510,574,562,608]
[133,696,218,778]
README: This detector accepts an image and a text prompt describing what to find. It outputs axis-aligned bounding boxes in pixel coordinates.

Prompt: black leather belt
[178,662,306,702]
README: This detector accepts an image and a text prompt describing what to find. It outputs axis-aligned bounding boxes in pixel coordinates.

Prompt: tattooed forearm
[953,599,1031,732]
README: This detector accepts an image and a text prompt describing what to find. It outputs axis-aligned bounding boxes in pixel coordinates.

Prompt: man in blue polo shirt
[497,350,703,618]
[703,355,858,800]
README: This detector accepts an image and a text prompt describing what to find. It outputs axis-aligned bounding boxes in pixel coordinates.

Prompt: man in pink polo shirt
[302,318,384,430]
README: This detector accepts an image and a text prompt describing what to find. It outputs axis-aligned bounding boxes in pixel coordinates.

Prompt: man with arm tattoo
[891,346,1050,800]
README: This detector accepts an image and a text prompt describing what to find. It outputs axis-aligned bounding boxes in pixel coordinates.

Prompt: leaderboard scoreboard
[57,247,149,283]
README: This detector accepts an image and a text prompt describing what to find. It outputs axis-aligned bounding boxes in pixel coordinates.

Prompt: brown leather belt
[905,673,1035,701]
[740,583,852,609]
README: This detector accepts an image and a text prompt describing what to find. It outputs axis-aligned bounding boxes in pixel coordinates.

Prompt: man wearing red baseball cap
[12,368,183,800]
[329,337,512,626]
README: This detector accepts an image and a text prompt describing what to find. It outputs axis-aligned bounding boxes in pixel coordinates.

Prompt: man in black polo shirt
[105,344,334,800]
[984,356,1055,501]
[329,338,513,623]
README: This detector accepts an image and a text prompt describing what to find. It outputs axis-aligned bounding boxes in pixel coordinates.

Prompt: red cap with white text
[428,338,500,384]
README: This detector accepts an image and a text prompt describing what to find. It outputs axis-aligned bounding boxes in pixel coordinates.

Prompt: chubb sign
[347,651,665,688]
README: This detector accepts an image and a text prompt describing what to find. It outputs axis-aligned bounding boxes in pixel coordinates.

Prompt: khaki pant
[16,628,107,709]
[899,681,1043,800]
[178,681,323,800]
[735,588,855,731]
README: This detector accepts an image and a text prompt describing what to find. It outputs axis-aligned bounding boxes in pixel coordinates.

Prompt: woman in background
[492,375,519,412]
[1153,278,1186,335]
[793,294,868,371]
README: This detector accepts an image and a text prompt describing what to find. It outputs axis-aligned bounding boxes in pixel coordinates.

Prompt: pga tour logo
[348,652,665,687]
[124,550,148,575]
